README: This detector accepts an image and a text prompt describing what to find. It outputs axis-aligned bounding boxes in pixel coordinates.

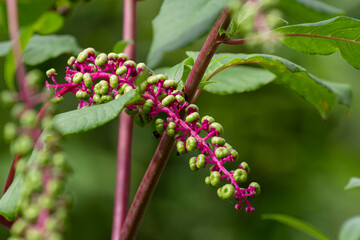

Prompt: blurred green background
[1,0,360,239]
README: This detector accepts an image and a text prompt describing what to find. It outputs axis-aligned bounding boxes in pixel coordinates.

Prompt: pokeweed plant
[0,0,359,239]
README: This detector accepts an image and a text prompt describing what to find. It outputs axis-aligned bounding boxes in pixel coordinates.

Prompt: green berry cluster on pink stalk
[46,49,260,212]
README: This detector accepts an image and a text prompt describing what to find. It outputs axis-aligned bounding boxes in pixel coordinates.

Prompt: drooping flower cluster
[46,48,260,212]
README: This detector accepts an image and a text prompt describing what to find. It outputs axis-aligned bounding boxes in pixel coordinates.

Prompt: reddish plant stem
[112,0,137,239]
[119,8,231,240]
[2,155,22,195]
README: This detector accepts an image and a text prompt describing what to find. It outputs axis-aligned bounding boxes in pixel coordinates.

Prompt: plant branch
[119,7,231,240]
[112,0,137,239]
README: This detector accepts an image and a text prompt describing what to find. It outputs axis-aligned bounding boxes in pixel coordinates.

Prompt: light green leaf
[321,80,352,107]
[262,214,329,240]
[187,51,348,119]
[0,41,11,57]
[33,11,64,35]
[345,177,360,191]
[203,66,275,94]
[52,91,136,135]
[4,52,15,90]
[0,174,24,221]
[23,34,82,65]
[339,216,360,240]
[112,40,133,53]
[275,16,360,69]
[167,57,194,82]
[147,0,228,68]
[276,0,344,24]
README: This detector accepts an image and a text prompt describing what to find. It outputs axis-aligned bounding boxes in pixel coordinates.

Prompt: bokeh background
[1,0,360,239]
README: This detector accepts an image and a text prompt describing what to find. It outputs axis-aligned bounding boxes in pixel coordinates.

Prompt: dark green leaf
[33,11,64,35]
[112,40,133,53]
[345,177,360,191]
[4,52,15,90]
[276,0,344,24]
[339,216,360,240]
[187,51,348,118]
[262,214,329,240]
[147,0,228,68]
[52,91,135,135]
[0,41,11,57]
[275,16,360,69]
[203,66,275,94]
[0,174,24,221]
[23,34,82,65]
[18,0,56,27]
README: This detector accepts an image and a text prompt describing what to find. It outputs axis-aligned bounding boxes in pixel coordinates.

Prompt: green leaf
[167,57,194,82]
[0,41,11,57]
[0,174,24,221]
[203,66,275,94]
[23,34,82,65]
[4,52,15,90]
[345,177,360,191]
[321,80,352,107]
[187,51,348,118]
[112,40,133,53]
[33,11,64,35]
[276,0,344,24]
[262,214,329,240]
[52,91,136,135]
[147,0,228,68]
[275,16,360,69]
[339,216,360,240]
[18,0,56,27]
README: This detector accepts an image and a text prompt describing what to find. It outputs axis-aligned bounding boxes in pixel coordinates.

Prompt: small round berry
[119,83,129,94]
[116,66,128,75]
[175,95,185,103]
[157,74,167,81]
[163,79,177,88]
[110,75,119,88]
[19,109,37,127]
[9,218,27,236]
[95,53,108,66]
[189,157,198,171]
[139,81,148,94]
[211,137,226,146]
[84,47,95,54]
[201,115,215,124]
[185,112,200,123]
[167,122,175,136]
[220,184,235,199]
[94,80,109,95]
[209,122,224,135]
[93,94,102,104]
[72,72,83,83]
[161,95,175,107]
[108,52,119,59]
[83,73,93,87]
[185,104,199,113]
[124,85,133,93]
[123,60,136,68]
[210,171,221,186]
[176,141,186,155]
[205,176,211,185]
[233,169,247,183]
[186,136,197,152]
[249,182,260,195]
[67,56,76,66]
[3,122,17,142]
[0,90,15,108]
[147,75,159,84]
[26,69,43,88]
[46,68,56,77]
[142,99,154,114]
[23,205,40,222]
[77,51,88,63]
[136,62,146,72]
[240,162,250,173]
[215,147,229,159]
[101,95,113,102]
[51,96,63,103]
[230,149,239,161]
[76,90,90,99]
[118,53,128,60]
[196,154,206,168]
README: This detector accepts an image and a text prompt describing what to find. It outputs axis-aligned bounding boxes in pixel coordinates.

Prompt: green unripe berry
[116,66,128,75]
[125,107,139,115]
[118,53,128,60]
[189,157,198,171]
[11,135,33,155]
[76,90,90,99]
[89,63,97,72]
[84,47,95,54]
[219,184,235,199]
[26,69,43,88]
[157,92,167,101]
[51,96,63,104]
[157,74,167,81]
[230,149,239,161]
[155,118,164,125]
[205,176,211,185]
[108,52,118,59]
[250,182,260,195]
[67,56,76,66]
[47,179,64,196]
[123,60,136,67]
[136,62,146,72]
[4,122,17,142]
[53,152,67,169]
[94,80,109,95]
[215,147,230,159]
[139,81,148,93]
[10,219,28,236]
[119,83,129,94]
[155,118,164,133]
[46,68,56,77]
[25,228,42,240]
[23,205,40,222]
[110,75,119,88]
[142,99,153,115]
[11,103,25,118]
[225,143,233,149]
[176,141,186,155]
[167,122,175,136]
[211,137,226,146]
[185,112,200,123]
[77,51,88,62]
[83,73,93,87]
[162,95,175,107]
[201,115,215,124]
[19,109,37,127]
[240,162,250,173]
[101,95,113,102]
[37,150,51,165]
[134,116,145,127]
[163,79,177,87]
[210,171,221,186]
[73,72,83,83]
[0,90,15,108]
[124,85,133,93]
[175,95,185,103]
[95,53,108,66]
[186,104,199,113]
[93,94,102,104]
[233,169,247,183]
[209,122,224,135]
[186,136,197,152]
[196,154,206,168]
[147,75,159,84]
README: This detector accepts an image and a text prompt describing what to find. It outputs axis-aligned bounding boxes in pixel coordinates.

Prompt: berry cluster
[46,49,260,212]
